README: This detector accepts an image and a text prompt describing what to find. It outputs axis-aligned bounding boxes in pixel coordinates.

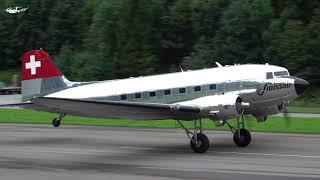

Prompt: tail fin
[21,49,70,101]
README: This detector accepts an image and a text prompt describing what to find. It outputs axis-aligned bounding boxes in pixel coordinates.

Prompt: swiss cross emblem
[25,55,41,75]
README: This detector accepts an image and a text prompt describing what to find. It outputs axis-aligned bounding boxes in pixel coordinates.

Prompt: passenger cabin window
[209,84,216,90]
[164,89,171,95]
[274,71,289,77]
[135,93,141,99]
[194,86,201,92]
[120,94,127,100]
[266,72,273,79]
[149,91,156,97]
[179,88,186,93]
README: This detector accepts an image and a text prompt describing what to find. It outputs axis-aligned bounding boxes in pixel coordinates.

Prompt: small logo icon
[4,7,28,14]
[25,55,41,75]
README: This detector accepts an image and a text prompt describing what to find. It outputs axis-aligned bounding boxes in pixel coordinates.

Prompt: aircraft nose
[294,77,310,95]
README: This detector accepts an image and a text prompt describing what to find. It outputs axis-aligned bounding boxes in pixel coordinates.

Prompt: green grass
[0,109,320,134]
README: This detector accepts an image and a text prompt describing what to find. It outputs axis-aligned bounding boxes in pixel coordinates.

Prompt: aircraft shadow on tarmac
[3,135,275,156]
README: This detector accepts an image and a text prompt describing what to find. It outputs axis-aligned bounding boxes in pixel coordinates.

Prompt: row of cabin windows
[120,84,217,100]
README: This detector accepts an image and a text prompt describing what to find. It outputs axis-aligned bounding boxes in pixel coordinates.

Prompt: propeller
[278,102,291,127]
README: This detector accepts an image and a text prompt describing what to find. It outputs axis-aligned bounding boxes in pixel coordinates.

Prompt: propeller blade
[282,104,291,127]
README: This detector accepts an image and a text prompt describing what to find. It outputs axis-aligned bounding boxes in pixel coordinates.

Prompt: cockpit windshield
[274,71,289,77]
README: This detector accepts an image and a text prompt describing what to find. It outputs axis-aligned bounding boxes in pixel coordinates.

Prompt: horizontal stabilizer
[0,102,33,108]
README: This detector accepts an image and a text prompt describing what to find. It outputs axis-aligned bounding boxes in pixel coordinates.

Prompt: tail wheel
[52,118,61,127]
[233,128,251,147]
[190,133,210,153]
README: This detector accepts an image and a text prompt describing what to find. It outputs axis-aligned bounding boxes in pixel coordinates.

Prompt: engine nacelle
[253,115,268,122]
[206,95,249,121]
[174,94,249,122]
[251,105,281,122]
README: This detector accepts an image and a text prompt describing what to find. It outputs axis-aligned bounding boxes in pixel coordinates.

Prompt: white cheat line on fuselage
[9,49,310,153]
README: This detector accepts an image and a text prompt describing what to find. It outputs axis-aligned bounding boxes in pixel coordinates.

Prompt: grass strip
[0,108,319,134]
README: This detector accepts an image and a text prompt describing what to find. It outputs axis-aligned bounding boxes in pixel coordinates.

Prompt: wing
[29,97,202,120]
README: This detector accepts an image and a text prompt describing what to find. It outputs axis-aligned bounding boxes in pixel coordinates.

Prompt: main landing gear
[52,113,66,127]
[177,119,209,153]
[177,112,251,153]
[225,113,251,147]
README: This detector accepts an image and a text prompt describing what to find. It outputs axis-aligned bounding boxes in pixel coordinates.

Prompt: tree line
[0,0,319,84]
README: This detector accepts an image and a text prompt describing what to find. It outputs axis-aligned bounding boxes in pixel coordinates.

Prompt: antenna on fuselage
[215,62,223,68]
[179,66,184,72]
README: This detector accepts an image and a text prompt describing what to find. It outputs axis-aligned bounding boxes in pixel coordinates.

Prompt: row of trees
[1,0,319,83]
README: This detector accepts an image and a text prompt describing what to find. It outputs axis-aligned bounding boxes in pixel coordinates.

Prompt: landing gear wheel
[190,133,209,153]
[52,118,61,127]
[233,128,251,147]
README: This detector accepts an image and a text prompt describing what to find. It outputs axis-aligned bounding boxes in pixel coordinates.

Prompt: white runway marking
[5,145,320,159]
[120,146,320,159]
[0,147,110,155]
[120,146,188,152]
[141,166,320,178]
[3,145,319,159]
[212,151,320,158]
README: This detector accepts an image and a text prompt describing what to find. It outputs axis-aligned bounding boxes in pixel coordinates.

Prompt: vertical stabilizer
[21,49,69,101]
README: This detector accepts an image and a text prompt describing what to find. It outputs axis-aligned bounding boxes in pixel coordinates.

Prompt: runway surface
[0,124,319,180]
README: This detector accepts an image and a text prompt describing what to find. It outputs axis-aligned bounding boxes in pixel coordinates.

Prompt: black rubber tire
[233,128,251,147]
[190,133,210,153]
[52,118,61,127]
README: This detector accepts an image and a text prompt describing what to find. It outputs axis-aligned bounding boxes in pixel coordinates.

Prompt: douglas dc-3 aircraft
[5,49,310,153]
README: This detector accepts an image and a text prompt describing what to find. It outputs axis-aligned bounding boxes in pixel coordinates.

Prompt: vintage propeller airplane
[3,49,309,153]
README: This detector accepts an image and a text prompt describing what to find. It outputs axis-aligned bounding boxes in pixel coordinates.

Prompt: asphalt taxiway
[0,124,319,180]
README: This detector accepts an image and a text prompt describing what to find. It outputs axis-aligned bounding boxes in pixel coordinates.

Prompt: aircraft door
[265,72,274,83]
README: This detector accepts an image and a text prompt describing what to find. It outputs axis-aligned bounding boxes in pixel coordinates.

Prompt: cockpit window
[266,72,273,79]
[274,71,289,77]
